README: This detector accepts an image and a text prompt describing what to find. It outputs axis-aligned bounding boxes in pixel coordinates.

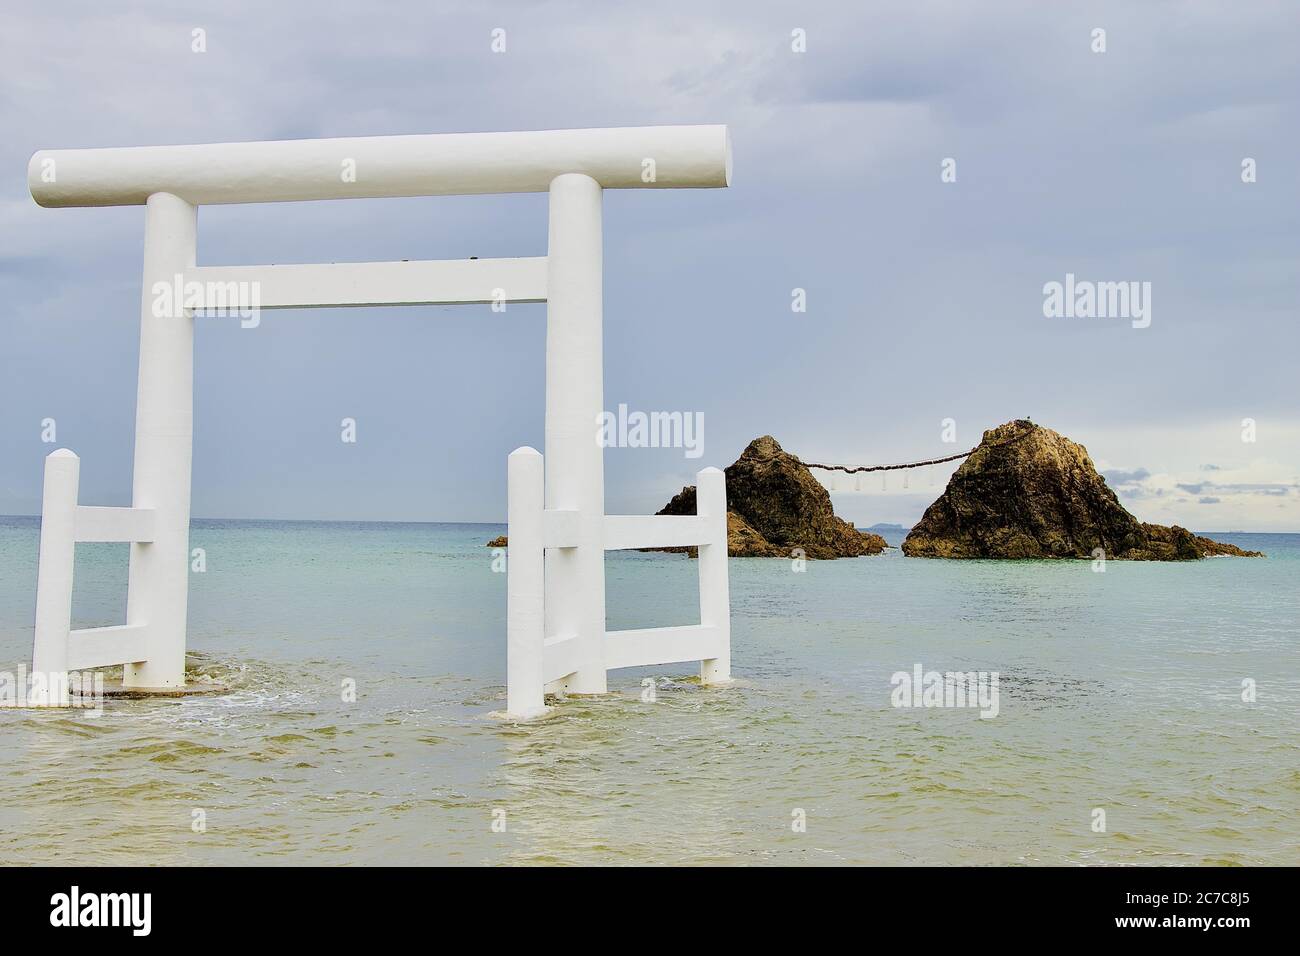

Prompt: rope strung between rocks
[800,448,976,474]
[797,424,1037,475]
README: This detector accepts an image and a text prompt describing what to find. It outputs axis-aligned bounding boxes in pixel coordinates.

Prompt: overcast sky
[2,0,1297,530]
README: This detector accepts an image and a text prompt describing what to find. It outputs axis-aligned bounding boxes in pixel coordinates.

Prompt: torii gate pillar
[544,173,606,695]
[125,191,197,690]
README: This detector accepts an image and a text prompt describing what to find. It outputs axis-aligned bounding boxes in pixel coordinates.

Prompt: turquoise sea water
[0,516,1295,865]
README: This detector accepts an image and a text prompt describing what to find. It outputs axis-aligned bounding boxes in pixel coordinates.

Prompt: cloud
[1198,496,1221,504]
[1177,482,1291,496]
[1103,467,1150,485]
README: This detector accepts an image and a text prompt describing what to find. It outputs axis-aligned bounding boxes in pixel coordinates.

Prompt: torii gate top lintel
[28,125,732,207]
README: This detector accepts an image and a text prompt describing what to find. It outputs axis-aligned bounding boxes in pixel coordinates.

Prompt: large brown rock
[901,420,1263,560]
[657,436,887,558]
[723,511,786,558]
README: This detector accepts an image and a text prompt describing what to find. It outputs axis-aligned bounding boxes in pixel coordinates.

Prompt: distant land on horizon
[862,523,911,534]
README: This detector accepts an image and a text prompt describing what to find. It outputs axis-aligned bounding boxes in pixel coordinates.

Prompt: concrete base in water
[99,681,227,699]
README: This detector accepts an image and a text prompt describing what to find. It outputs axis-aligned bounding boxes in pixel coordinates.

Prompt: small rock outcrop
[657,436,887,558]
[901,420,1263,560]
[486,535,508,548]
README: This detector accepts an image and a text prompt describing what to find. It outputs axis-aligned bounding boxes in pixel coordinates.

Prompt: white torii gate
[25,126,733,716]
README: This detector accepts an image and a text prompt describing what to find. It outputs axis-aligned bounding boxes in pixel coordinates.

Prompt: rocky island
[656,435,886,558]
[490,421,1260,562]
[901,420,1262,560]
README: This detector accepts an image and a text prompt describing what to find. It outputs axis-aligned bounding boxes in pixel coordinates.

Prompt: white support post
[29,449,80,706]
[696,466,731,684]
[124,191,196,690]
[506,447,547,717]
[544,173,606,695]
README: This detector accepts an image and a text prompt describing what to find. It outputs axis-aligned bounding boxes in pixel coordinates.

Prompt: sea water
[0,517,1295,865]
